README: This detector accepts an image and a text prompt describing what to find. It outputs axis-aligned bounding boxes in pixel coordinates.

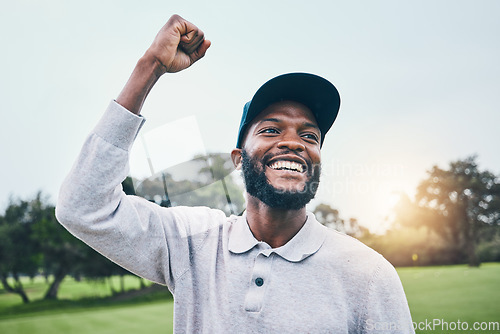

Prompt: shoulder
[314,225,395,281]
[320,225,383,261]
[306,211,381,262]
[315,227,403,300]
[329,228,380,256]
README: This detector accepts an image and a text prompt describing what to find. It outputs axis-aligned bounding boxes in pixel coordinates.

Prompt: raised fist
[146,14,211,74]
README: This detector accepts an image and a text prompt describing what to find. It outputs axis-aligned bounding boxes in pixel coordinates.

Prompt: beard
[240,149,321,210]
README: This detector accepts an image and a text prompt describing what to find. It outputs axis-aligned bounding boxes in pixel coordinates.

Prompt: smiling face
[232,100,322,210]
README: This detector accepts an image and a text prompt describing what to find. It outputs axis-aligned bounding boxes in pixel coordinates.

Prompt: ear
[231,148,243,170]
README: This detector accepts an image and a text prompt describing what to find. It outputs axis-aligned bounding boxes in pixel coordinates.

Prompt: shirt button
[255,277,264,287]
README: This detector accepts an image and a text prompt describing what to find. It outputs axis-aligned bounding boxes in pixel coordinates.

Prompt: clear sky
[1,0,499,232]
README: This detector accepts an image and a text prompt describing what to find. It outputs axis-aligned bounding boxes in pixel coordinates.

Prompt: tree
[0,195,43,303]
[369,195,453,267]
[76,245,134,295]
[32,205,88,300]
[0,192,91,302]
[414,156,500,266]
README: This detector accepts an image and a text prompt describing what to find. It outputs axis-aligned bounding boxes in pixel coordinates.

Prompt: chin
[271,181,307,194]
[265,172,307,194]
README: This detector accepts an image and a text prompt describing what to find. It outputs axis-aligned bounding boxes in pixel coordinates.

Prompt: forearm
[116,52,165,115]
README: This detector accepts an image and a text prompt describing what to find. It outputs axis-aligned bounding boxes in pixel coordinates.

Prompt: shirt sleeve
[360,257,415,333]
[55,101,223,289]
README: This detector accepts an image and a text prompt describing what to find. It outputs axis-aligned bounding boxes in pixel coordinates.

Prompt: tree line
[316,156,500,267]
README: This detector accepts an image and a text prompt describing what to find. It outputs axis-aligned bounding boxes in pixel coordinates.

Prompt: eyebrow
[258,118,281,124]
[258,118,320,131]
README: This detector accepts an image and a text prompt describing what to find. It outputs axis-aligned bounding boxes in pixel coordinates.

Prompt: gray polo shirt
[56,101,414,333]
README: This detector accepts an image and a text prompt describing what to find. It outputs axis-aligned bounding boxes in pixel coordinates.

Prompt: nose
[277,134,305,152]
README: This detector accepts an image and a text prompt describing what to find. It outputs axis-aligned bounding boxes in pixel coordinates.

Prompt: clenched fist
[116,14,211,114]
[146,14,211,74]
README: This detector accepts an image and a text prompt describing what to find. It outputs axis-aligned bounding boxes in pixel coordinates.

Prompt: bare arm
[116,14,211,115]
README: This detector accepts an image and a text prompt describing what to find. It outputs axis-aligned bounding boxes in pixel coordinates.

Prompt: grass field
[399,263,500,333]
[1,263,499,333]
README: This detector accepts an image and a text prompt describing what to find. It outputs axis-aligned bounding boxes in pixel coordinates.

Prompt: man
[57,15,414,333]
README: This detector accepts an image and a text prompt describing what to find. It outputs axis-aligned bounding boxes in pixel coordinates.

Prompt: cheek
[244,141,267,160]
[309,148,321,165]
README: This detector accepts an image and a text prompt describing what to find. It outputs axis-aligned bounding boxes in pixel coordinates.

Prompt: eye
[259,128,279,134]
[302,133,319,143]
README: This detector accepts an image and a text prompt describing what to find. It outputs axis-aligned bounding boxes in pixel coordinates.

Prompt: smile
[268,160,304,173]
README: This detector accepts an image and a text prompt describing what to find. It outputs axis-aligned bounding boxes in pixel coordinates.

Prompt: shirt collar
[228,211,327,262]
[228,212,259,254]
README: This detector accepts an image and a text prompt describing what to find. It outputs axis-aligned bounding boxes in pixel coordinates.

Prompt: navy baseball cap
[236,72,341,149]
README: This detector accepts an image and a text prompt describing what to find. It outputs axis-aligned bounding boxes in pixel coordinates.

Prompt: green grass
[398,263,500,333]
[0,301,173,334]
[0,275,174,333]
[1,264,499,333]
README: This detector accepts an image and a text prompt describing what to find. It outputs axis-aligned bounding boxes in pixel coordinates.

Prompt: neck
[245,195,307,248]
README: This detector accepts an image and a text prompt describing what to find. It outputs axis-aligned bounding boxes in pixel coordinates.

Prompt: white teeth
[269,160,304,173]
